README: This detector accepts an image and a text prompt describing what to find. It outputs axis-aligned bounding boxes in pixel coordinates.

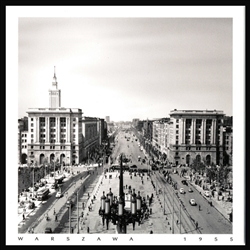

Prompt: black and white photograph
[6,5,245,245]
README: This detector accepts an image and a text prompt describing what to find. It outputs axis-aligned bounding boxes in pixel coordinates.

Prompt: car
[44,227,52,233]
[56,191,62,198]
[188,187,193,193]
[179,188,185,194]
[204,191,210,197]
[189,199,196,206]
[181,180,188,186]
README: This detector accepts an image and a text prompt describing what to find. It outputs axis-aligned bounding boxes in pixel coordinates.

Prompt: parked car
[188,187,193,192]
[179,188,185,194]
[204,191,210,197]
[44,227,52,233]
[189,199,196,206]
[55,191,62,198]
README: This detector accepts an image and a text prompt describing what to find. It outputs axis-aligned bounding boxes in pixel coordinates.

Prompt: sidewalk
[24,171,90,233]
[66,171,175,234]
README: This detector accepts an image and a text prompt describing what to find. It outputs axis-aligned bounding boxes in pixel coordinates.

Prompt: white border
[6,6,245,245]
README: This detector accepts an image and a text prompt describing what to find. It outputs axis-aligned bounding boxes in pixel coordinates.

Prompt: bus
[37,188,50,201]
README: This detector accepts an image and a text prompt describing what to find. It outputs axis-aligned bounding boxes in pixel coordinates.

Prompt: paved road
[18,169,89,234]
[166,171,232,234]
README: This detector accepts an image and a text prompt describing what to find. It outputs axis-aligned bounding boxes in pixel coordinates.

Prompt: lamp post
[66,199,72,233]
[77,190,79,234]
[179,201,181,234]
[172,188,174,234]
[98,153,146,234]
[32,163,35,198]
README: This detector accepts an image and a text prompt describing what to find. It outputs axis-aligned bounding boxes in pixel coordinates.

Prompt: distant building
[81,116,100,162]
[18,117,28,164]
[105,116,110,123]
[132,118,139,128]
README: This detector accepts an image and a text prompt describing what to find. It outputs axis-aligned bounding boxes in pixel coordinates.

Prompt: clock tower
[49,66,61,108]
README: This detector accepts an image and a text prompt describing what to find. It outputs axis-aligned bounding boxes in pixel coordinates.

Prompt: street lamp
[99,154,147,233]
[66,201,72,233]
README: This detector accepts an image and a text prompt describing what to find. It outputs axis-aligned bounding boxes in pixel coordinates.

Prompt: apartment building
[167,109,225,166]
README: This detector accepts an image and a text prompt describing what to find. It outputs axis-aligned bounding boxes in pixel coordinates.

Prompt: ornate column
[191,119,196,144]
[182,118,186,144]
[67,117,70,143]
[46,117,49,143]
[213,119,217,144]
[36,117,39,143]
[211,119,215,144]
[56,117,60,143]
[201,119,206,144]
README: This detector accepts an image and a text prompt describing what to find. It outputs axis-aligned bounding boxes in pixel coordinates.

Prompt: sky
[17,14,233,122]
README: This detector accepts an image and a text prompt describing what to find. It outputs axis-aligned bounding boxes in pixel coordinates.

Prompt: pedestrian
[55,214,58,222]
[199,205,201,211]
[87,227,90,233]
[150,230,153,234]
[53,208,56,215]
[23,214,25,221]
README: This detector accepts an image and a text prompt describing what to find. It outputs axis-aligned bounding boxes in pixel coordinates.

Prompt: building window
[31,123,33,127]
[31,118,33,121]
[31,146,33,149]
[31,139,34,143]
[176,125,179,128]
[176,130,179,134]
[175,140,179,144]
[176,119,179,123]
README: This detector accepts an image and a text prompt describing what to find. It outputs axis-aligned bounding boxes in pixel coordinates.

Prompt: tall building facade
[167,109,225,166]
[26,107,83,166]
[26,70,83,166]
